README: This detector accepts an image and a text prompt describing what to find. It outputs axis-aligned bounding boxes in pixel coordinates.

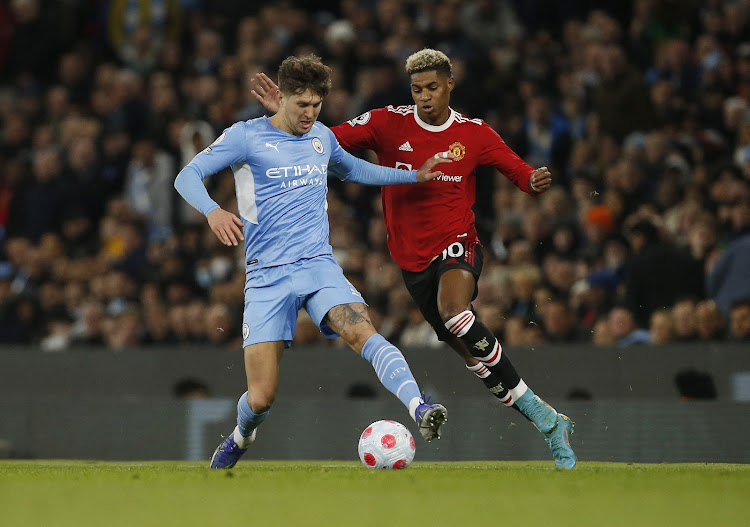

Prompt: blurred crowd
[1,0,750,352]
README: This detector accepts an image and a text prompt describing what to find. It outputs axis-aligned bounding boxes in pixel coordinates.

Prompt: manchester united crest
[449,141,466,161]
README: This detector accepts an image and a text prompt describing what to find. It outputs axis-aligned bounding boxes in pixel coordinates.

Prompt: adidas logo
[398,141,413,152]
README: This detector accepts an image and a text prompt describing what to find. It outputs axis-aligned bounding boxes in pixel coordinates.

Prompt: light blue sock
[516,388,558,433]
[237,391,269,437]
[361,334,422,411]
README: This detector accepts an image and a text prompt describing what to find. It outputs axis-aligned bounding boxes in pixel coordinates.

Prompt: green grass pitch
[1,460,749,527]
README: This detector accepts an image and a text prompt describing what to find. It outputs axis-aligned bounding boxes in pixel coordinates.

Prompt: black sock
[446,310,524,405]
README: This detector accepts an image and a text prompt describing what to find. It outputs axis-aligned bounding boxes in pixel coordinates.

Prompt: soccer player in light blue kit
[174,55,454,469]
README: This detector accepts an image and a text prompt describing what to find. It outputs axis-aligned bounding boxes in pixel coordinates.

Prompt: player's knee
[438,303,470,324]
[248,391,275,414]
[341,324,376,353]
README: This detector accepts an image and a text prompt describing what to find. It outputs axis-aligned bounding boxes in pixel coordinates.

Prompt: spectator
[69,299,105,346]
[685,212,718,265]
[582,205,615,248]
[459,0,522,48]
[503,315,546,348]
[729,297,750,341]
[706,233,750,316]
[672,297,699,342]
[520,94,571,175]
[623,219,704,327]
[101,303,142,349]
[715,179,750,240]
[695,299,727,341]
[607,305,651,347]
[548,220,581,260]
[539,296,578,343]
[400,307,441,349]
[59,206,99,259]
[0,263,20,342]
[142,302,177,345]
[6,147,75,243]
[4,0,62,84]
[579,268,619,334]
[541,252,577,298]
[0,293,40,344]
[649,310,675,345]
[123,138,176,242]
[591,317,614,347]
[589,43,655,141]
[183,299,208,344]
[507,265,541,322]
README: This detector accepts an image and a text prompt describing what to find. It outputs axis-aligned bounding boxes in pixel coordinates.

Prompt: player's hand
[416,151,456,183]
[207,208,244,247]
[250,73,281,114]
[530,166,552,194]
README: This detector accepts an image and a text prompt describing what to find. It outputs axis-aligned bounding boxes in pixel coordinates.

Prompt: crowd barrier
[1,344,748,463]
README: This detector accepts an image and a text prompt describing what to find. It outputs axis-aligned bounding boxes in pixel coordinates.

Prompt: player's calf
[361,333,448,440]
[445,310,523,404]
[210,392,269,469]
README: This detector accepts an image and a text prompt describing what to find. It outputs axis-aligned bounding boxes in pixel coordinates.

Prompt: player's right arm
[174,122,248,246]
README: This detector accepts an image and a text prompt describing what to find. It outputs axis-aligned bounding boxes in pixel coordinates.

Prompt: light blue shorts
[242,255,365,348]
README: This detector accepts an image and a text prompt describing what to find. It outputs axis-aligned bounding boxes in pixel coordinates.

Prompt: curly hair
[405,48,452,76]
[278,54,332,97]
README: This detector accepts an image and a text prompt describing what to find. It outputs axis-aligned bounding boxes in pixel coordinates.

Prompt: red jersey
[331,105,535,272]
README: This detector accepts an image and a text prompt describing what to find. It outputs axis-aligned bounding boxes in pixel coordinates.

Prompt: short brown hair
[405,48,452,77]
[277,55,332,97]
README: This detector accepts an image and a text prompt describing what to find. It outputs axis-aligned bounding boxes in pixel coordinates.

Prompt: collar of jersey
[413,106,456,132]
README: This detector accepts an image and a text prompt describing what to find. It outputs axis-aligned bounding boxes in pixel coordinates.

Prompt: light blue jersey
[175,117,418,270]
[175,116,422,346]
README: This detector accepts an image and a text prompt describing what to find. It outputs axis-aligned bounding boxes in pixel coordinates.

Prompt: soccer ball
[357,420,416,469]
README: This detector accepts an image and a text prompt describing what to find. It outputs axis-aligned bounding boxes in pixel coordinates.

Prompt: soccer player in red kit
[252,49,576,468]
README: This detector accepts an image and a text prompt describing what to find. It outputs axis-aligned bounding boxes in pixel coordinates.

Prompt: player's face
[410,70,453,125]
[277,89,323,136]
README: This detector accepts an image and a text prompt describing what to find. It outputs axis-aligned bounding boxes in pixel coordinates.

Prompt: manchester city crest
[312,137,324,154]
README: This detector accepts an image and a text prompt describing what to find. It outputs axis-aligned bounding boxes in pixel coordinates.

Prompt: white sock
[232,425,255,448]
[408,396,422,422]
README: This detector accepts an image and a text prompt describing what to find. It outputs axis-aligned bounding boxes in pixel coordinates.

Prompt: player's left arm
[327,126,453,184]
[479,124,549,195]
[330,149,453,184]
[529,166,551,194]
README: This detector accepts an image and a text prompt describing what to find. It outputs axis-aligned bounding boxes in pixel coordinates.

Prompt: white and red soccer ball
[357,420,416,469]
